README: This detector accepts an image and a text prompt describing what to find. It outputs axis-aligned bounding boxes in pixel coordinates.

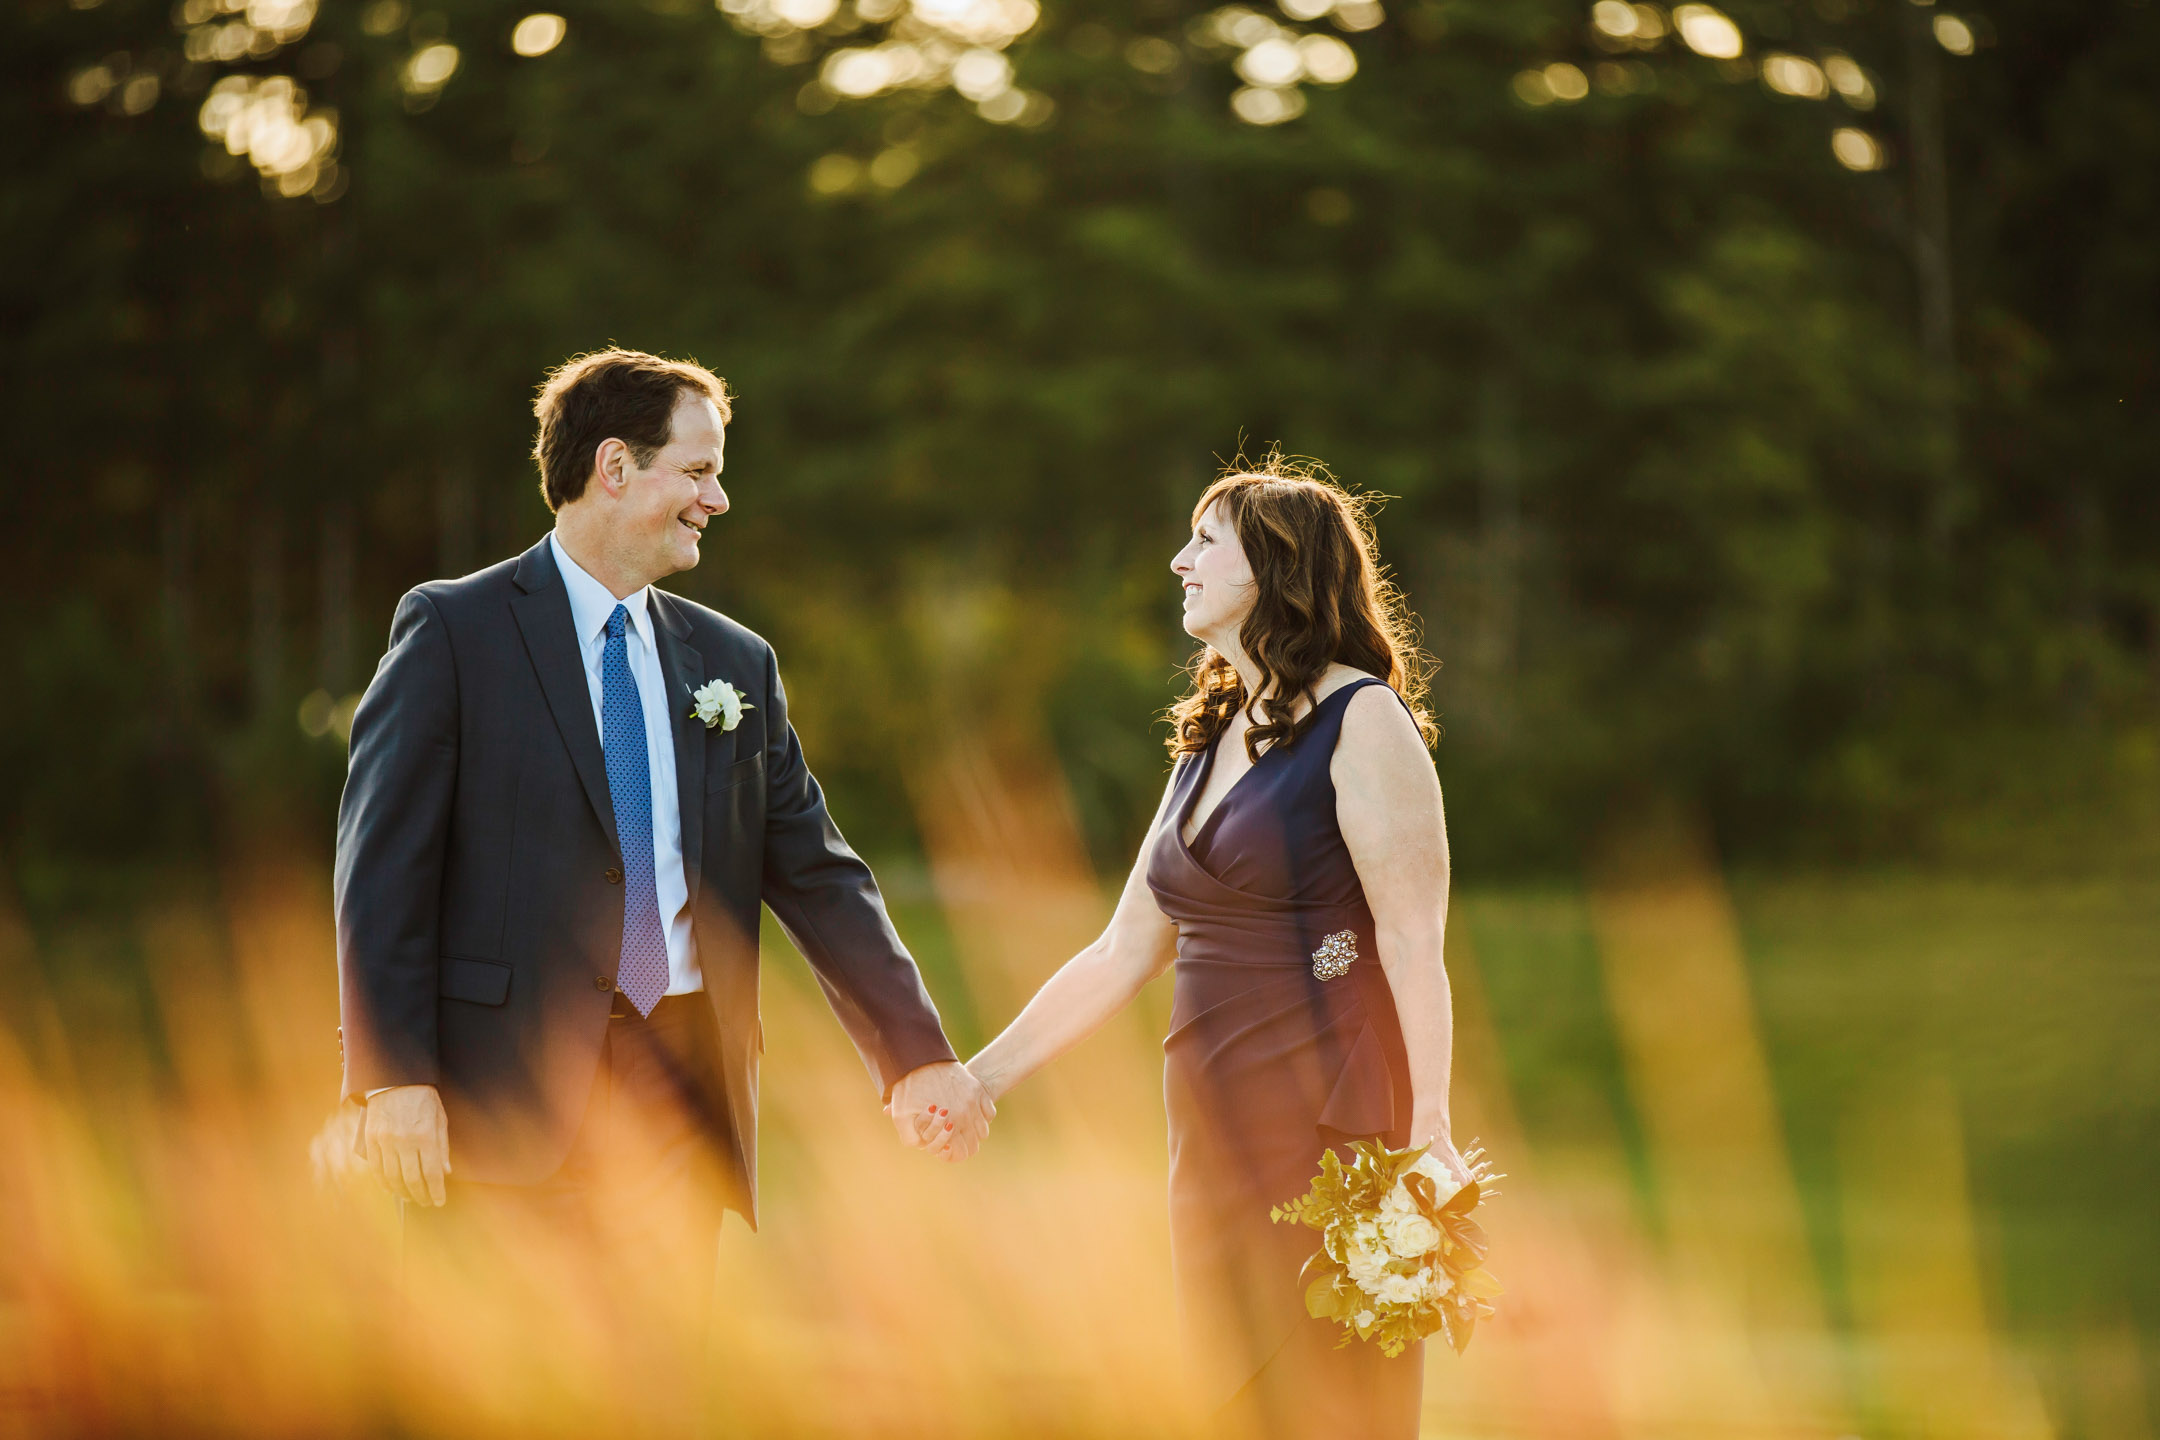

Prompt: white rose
[1374,1272,1426,1306]
[1344,1234,1391,1291]
[1381,1210,1441,1257]
[1354,1309,1376,1331]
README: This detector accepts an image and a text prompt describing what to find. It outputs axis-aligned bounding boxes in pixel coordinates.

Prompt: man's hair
[531,348,733,511]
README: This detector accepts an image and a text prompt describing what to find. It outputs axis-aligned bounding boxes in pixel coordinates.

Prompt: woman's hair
[1166,450,1437,762]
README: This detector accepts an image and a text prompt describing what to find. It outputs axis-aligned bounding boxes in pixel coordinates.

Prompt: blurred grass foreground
[1,788,2152,1439]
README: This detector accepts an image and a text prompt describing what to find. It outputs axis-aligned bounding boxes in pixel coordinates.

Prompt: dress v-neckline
[1180,729,1271,856]
[1177,679,1381,856]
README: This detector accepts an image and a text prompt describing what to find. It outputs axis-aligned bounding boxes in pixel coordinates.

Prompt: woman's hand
[1410,1111,1471,1186]
[964,1054,1005,1105]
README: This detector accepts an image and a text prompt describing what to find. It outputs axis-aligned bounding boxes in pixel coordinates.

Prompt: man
[334,349,992,1420]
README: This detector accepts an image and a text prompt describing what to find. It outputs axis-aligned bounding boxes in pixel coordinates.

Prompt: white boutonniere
[688,678,753,732]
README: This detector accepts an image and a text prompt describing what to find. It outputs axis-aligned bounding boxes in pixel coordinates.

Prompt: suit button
[594,975,614,992]
[604,866,623,885]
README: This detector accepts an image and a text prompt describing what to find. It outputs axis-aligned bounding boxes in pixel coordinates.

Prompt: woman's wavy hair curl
[1167,451,1437,763]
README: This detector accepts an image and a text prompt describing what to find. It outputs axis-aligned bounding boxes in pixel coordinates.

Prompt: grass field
[0,840,2152,1438]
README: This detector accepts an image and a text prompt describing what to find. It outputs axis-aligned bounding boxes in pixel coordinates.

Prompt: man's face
[614,394,728,580]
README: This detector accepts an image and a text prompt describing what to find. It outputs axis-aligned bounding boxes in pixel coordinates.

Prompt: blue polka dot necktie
[601,604,668,1017]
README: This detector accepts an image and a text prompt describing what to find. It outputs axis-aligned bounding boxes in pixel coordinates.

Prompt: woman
[963,454,1465,1437]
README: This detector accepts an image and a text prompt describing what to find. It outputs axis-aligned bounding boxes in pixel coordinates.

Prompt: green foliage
[3,0,2157,887]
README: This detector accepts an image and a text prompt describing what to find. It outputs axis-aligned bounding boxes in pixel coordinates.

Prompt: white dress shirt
[550,532,702,995]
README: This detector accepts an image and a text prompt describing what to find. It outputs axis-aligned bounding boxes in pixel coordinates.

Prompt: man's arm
[754,646,965,1113]
[335,590,460,1203]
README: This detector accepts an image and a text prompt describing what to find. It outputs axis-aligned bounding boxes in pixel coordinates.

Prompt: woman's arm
[1333,685,1464,1174]
[966,772,1183,1103]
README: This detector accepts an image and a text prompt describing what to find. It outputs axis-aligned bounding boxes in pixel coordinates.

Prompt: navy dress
[1145,678,1423,1436]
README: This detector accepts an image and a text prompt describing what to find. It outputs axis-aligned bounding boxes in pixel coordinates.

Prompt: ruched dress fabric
[1146,678,1423,1436]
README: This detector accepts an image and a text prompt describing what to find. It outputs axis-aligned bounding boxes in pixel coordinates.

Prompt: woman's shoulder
[1310,665,1392,713]
[1329,672,1424,755]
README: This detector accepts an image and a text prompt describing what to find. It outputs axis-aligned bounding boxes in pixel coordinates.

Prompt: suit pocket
[439,956,512,1006]
[707,752,764,794]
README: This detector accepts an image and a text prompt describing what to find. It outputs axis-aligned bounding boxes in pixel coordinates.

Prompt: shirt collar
[549,531,652,648]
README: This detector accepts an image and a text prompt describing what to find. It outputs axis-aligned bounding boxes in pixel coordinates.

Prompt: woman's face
[1171,500,1257,646]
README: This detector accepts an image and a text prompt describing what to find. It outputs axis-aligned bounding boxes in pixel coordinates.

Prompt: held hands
[885,1060,995,1163]
[360,1083,452,1206]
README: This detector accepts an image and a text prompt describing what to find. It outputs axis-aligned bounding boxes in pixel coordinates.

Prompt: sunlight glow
[1209,7,1283,49]
[510,13,566,56]
[775,0,840,23]
[1298,33,1357,83]
[1591,0,1637,38]
[808,152,861,193]
[1231,83,1306,124]
[198,73,339,196]
[822,43,913,95]
[1831,126,1883,171]
[950,46,1013,100]
[759,0,1037,103]
[1760,52,1826,99]
[358,0,405,34]
[1125,36,1180,74]
[868,146,920,187]
[1331,0,1383,31]
[977,86,1028,121]
[1672,3,1742,59]
[67,64,117,106]
[1543,61,1589,101]
[402,42,461,93]
[1234,35,1303,87]
[1822,52,1875,109]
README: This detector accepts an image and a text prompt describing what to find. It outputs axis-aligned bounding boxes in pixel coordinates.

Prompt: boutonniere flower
[688,678,753,732]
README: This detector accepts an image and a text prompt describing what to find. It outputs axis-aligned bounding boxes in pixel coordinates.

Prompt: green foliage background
[3,0,2156,892]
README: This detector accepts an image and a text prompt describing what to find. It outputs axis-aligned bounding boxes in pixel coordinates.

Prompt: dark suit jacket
[333,537,956,1222]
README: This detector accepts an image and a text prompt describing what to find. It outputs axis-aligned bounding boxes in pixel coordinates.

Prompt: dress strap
[1311,675,1400,725]
[1273,677,1398,770]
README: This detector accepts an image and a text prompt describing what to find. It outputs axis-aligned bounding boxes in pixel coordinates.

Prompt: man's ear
[592,438,631,499]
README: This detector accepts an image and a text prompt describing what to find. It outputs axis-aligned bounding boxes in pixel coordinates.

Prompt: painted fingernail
[945,1121,954,1130]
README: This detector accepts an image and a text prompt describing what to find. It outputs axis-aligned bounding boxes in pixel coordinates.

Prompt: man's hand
[362,1084,451,1206]
[310,1099,373,1196]
[885,1061,995,1163]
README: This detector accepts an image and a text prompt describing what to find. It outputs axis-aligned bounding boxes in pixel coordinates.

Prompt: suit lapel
[651,592,709,904]
[510,540,620,854]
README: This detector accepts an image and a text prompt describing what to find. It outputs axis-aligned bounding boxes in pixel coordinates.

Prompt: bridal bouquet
[1270,1140,1503,1357]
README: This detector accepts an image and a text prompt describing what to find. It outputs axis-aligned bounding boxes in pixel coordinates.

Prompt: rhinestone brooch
[1311,929,1360,981]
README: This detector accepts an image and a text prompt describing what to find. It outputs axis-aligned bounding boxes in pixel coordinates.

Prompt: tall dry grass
[0,768,2100,1439]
